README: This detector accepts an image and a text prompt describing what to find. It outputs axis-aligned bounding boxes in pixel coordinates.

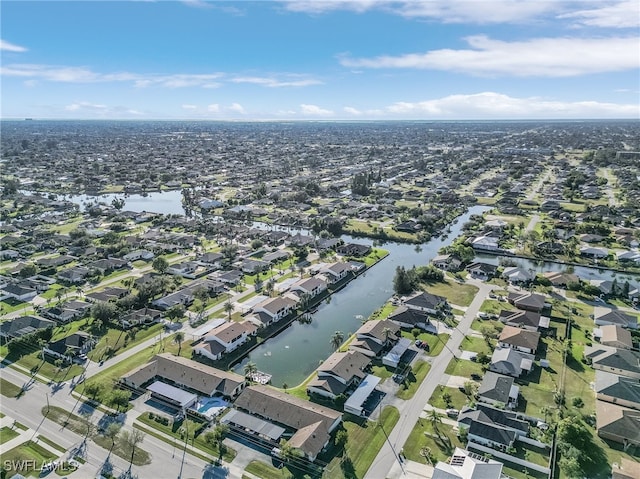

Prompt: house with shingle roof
[349,319,400,358]
[596,324,633,349]
[596,400,640,447]
[595,371,640,410]
[498,309,549,331]
[507,291,548,313]
[498,325,540,355]
[478,372,519,409]
[0,315,55,340]
[403,291,448,315]
[307,350,370,399]
[594,307,638,330]
[290,276,328,298]
[253,296,296,322]
[233,385,342,461]
[194,321,257,361]
[489,348,534,378]
[121,353,245,399]
[585,345,640,379]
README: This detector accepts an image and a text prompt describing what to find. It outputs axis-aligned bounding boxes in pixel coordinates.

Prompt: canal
[232,205,492,387]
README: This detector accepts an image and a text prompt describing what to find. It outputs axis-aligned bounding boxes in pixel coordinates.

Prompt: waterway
[232,205,492,387]
[47,189,640,385]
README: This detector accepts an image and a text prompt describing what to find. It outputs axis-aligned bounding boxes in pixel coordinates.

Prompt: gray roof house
[595,370,640,410]
[478,372,519,409]
[585,345,640,380]
[489,348,535,377]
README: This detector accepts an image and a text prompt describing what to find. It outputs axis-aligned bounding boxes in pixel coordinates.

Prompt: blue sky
[1,0,639,119]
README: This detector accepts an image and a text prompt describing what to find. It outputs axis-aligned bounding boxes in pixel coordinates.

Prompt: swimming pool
[195,396,229,418]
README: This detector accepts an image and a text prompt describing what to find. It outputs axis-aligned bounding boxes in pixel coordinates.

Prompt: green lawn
[478,299,515,315]
[244,460,298,479]
[0,426,20,445]
[400,331,448,356]
[403,421,464,464]
[324,406,400,479]
[396,360,431,400]
[0,440,57,478]
[88,323,163,361]
[423,280,479,307]
[78,335,191,407]
[444,358,485,378]
[136,412,236,462]
[0,377,23,397]
[12,352,85,382]
[429,385,471,411]
[43,406,151,467]
[460,335,494,355]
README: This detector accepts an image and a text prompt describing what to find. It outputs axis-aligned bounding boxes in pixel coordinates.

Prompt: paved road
[525,214,540,233]
[364,279,496,479]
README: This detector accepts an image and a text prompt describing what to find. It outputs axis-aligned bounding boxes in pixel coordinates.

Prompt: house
[253,296,296,322]
[498,309,549,331]
[88,258,129,274]
[151,289,194,310]
[290,276,328,298]
[0,315,55,340]
[470,235,500,251]
[507,291,548,313]
[166,261,201,279]
[123,249,154,262]
[336,243,371,257]
[585,346,640,379]
[85,287,128,303]
[320,262,352,283]
[468,420,517,450]
[595,325,633,349]
[42,300,91,323]
[197,252,224,269]
[233,385,342,462]
[594,307,638,330]
[194,321,257,361]
[595,371,640,410]
[466,262,498,279]
[542,271,580,287]
[431,254,463,272]
[432,447,504,479]
[596,401,640,447]
[502,266,534,284]
[478,372,519,409]
[307,350,370,399]
[382,337,412,368]
[121,353,246,399]
[43,332,94,363]
[119,308,163,329]
[262,250,290,264]
[497,325,540,354]
[580,246,609,259]
[0,283,37,301]
[349,319,400,358]
[214,269,243,286]
[57,266,90,284]
[240,259,270,274]
[489,348,535,377]
[612,458,640,479]
[458,404,529,438]
[403,291,448,315]
[387,306,433,331]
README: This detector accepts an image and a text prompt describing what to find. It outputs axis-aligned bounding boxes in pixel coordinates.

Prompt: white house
[290,276,328,298]
[194,321,257,361]
[252,296,296,322]
[320,262,352,283]
[471,235,500,251]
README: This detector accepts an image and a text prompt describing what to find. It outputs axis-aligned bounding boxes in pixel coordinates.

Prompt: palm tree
[382,327,393,345]
[223,301,234,320]
[330,331,344,350]
[427,409,442,434]
[173,332,184,356]
[243,361,258,380]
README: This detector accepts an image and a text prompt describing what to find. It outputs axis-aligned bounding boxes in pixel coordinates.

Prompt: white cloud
[300,104,334,116]
[343,106,362,115]
[207,103,220,112]
[228,103,246,114]
[231,76,322,87]
[282,1,561,24]
[559,1,639,28]
[182,104,198,110]
[65,101,107,112]
[383,92,639,119]
[1,39,28,52]
[340,35,640,77]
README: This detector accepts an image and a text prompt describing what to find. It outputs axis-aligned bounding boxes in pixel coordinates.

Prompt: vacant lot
[424,280,479,307]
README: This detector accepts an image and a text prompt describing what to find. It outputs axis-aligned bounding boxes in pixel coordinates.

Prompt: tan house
[597,324,633,349]
[497,326,540,355]
[307,350,371,399]
[596,400,640,447]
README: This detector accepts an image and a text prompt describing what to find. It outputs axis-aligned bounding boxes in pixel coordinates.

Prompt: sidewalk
[0,415,66,458]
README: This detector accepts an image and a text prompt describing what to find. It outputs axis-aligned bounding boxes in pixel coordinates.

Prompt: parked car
[471,373,482,380]
[476,312,488,319]
[446,409,459,418]
[415,339,423,347]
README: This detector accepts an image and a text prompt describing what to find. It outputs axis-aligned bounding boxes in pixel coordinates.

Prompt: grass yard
[478,299,516,315]
[136,412,236,462]
[1,377,23,397]
[444,357,485,378]
[78,335,190,407]
[423,280,478,307]
[0,426,20,445]
[244,460,301,479]
[88,323,163,361]
[403,421,464,465]
[12,352,85,382]
[429,385,471,411]
[324,406,400,479]
[400,331,449,356]
[460,335,494,355]
[0,440,57,477]
[396,360,431,400]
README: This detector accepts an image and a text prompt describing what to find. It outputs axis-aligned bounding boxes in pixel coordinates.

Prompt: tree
[173,332,184,356]
[442,391,452,407]
[166,304,186,322]
[427,409,442,433]
[91,301,117,323]
[243,361,258,380]
[120,429,145,470]
[193,287,209,313]
[334,429,348,452]
[278,438,299,464]
[223,301,234,320]
[204,424,229,452]
[330,331,344,350]
[411,328,421,340]
[463,381,478,397]
[104,422,122,456]
[109,389,131,411]
[393,266,415,295]
[80,411,97,442]
[84,382,103,400]
[152,256,169,274]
